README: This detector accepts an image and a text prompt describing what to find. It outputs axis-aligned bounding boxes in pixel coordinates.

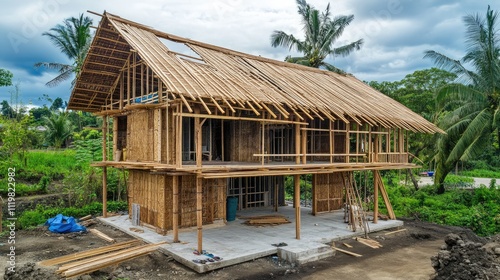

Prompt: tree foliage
[43,112,74,149]
[35,14,93,87]
[424,6,500,193]
[369,68,457,165]
[0,68,13,87]
[270,0,363,73]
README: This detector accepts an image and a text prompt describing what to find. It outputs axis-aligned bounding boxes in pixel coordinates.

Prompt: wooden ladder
[342,172,370,237]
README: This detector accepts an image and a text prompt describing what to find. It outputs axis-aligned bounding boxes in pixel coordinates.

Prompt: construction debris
[343,242,353,248]
[241,215,290,226]
[89,229,115,243]
[79,215,92,222]
[356,237,383,249]
[332,246,362,257]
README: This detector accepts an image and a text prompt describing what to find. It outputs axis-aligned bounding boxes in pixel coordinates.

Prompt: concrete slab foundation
[99,206,403,273]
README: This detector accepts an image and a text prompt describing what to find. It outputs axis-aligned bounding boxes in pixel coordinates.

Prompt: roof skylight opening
[158,37,205,64]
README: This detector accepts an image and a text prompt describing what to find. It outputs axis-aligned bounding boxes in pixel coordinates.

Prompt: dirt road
[2,219,457,279]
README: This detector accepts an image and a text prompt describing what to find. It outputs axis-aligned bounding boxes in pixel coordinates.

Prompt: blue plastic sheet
[45,214,86,233]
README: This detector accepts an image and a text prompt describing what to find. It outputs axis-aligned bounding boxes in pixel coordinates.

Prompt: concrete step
[278,243,335,265]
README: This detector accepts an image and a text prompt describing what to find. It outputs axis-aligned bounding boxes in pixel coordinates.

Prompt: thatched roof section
[68,12,442,133]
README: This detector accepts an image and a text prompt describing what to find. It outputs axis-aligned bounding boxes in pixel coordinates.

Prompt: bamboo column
[295,123,300,164]
[294,174,301,239]
[102,116,108,218]
[301,127,307,164]
[196,176,203,253]
[176,103,183,168]
[373,170,379,224]
[172,176,179,242]
[112,117,118,159]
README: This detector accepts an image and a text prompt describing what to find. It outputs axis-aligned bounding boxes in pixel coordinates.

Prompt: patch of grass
[17,201,128,229]
[460,169,500,179]
[388,184,500,236]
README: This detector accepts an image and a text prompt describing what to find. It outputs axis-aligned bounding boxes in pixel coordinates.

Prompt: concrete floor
[99,206,403,273]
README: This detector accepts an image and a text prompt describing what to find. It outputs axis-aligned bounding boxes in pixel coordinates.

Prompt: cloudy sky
[0,0,495,107]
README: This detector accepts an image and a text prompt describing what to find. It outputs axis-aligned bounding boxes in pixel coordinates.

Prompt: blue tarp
[45,214,86,233]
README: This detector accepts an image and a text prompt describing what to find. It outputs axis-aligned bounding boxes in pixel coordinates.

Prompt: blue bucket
[226,197,238,222]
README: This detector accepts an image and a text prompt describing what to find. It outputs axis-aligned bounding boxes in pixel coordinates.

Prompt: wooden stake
[172,176,179,242]
[196,176,203,253]
[294,174,301,240]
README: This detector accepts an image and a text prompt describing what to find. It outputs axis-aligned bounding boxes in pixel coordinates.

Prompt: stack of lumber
[355,237,383,249]
[39,240,167,278]
[241,215,290,226]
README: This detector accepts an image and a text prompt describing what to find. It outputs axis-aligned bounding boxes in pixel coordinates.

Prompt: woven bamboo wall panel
[229,121,260,162]
[312,173,343,215]
[127,110,153,161]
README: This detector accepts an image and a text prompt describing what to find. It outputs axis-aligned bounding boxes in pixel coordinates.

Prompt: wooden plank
[39,240,140,266]
[247,218,289,224]
[343,242,353,248]
[385,228,407,235]
[89,229,115,243]
[332,246,362,257]
[61,242,167,278]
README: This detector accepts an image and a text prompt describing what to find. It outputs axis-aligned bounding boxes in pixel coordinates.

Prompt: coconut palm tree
[424,6,500,193]
[35,14,93,87]
[44,112,73,149]
[271,0,363,73]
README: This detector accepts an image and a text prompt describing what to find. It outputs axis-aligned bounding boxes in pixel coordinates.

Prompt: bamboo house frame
[68,12,443,253]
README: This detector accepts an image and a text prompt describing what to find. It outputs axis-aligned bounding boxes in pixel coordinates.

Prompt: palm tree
[424,6,500,193]
[271,0,363,73]
[44,112,73,149]
[35,14,93,87]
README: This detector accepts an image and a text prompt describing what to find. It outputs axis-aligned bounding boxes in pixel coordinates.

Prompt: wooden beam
[176,103,183,168]
[172,176,179,242]
[301,126,307,164]
[294,174,301,240]
[196,176,203,253]
[175,112,307,125]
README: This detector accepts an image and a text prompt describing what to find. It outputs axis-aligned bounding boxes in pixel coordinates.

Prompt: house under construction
[68,12,442,254]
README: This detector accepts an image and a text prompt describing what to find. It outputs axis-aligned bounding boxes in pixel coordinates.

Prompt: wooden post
[172,176,179,242]
[112,117,118,159]
[176,103,183,168]
[301,127,307,164]
[102,116,108,218]
[295,123,300,164]
[119,71,124,110]
[127,59,130,105]
[154,108,162,162]
[274,178,279,212]
[196,176,203,253]
[345,123,350,163]
[194,107,202,168]
[373,170,378,224]
[294,174,301,240]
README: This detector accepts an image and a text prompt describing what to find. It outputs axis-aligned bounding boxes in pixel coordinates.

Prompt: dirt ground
[1,219,465,280]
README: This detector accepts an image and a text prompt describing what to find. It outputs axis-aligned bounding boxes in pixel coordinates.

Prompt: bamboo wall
[228,120,261,162]
[125,109,175,163]
[128,171,226,233]
[312,173,344,215]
